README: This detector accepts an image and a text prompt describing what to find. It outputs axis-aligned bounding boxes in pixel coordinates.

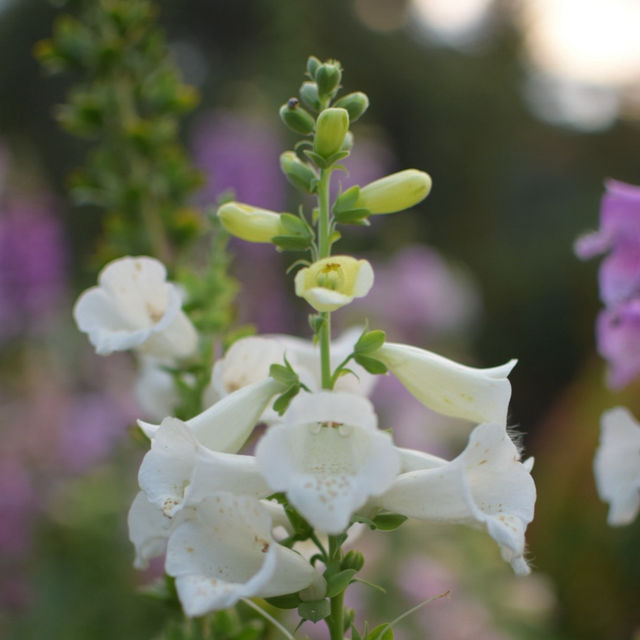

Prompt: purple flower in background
[192,110,286,210]
[0,198,66,337]
[576,179,640,389]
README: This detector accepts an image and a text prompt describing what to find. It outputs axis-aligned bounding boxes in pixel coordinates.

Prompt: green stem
[317,167,333,389]
[326,535,345,640]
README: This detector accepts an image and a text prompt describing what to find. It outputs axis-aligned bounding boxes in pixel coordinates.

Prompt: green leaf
[368,623,394,640]
[298,599,331,623]
[325,569,357,598]
[334,208,371,225]
[264,593,302,609]
[280,213,312,237]
[354,329,386,354]
[269,363,298,387]
[333,185,360,213]
[351,513,377,528]
[272,385,301,416]
[303,149,329,169]
[272,234,312,252]
[353,354,388,375]
[351,625,363,640]
[372,513,408,531]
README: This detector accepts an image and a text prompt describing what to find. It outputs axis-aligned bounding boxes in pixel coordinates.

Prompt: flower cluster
[74,56,536,635]
[575,180,640,526]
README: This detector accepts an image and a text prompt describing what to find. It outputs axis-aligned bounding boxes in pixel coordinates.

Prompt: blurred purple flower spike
[576,179,640,389]
[597,300,640,389]
[192,110,285,210]
[0,198,66,337]
[575,179,640,259]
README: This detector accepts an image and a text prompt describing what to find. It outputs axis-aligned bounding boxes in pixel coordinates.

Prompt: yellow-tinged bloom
[355,169,432,214]
[294,255,374,312]
[217,202,286,243]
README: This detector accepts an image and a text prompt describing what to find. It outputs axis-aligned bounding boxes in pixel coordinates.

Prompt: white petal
[374,342,516,425]
[304,287,353,312]
[396,447,447,472]
[138,377,282,452]
[138,418,271,516]
[166,494,321,616]
[256,392,400,533]
[594,407,640,526]
[127,492,174,569]
[134,357,182,420]
[376,423,535,574]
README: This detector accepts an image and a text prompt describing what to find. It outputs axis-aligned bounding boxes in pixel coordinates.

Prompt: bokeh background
[1,0,639,638]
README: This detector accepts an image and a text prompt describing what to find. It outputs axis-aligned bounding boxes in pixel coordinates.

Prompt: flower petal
[594,407,640,526]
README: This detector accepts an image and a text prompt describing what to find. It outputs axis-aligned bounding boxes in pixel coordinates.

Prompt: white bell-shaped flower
[594,407,640,526]
[138,417,271,517]
[73,256,197,359]
[372,342,516,425]
[375,423,536,575]
[138,377,283,452]
[206,328,376,408]
[256,391,400,534]
[165,493,324,617]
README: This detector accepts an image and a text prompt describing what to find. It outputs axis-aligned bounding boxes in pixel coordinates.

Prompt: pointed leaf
[264,594,302,609]
[325,569,357,598]
[372,513,408,531]
[369,623,394,640]
[355,330,386,354]
[298,599,331,623]
[353,354,388,375]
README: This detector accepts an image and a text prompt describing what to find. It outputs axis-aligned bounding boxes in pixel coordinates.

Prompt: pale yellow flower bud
[294,255,374,312]
[217,202,286,243]
[355,169,432,214]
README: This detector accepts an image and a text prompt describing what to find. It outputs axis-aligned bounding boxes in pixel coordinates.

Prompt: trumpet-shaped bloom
[294,256,374,312]
[256,391,400,533]
[372,342,516,425]
[165,493,324,616]
[138,377,283,452]
[375,423,536,575]
[594,407,640,526]
[73,256,197,359]
[138,418,271,517]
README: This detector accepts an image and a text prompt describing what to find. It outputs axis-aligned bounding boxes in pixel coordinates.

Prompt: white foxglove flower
[594,407,640,526]
[256,391,400,534]
[372,342,516,425]
[138,377,283,452]
[138,417,271,517]
[206,328,376,408]
[375,423,536,575]
[165,493,324,617]
[73,256,197,359]
[294,256,374,312]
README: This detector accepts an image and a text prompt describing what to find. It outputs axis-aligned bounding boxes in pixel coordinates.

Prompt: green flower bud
[341,550,365,572]
[279,98,315,135]
[307,55,321,78]
[355,169,432,214]
[300,81,322,112]
[280,151,318,193]
[316,61,342,98]
[217,202,286,243]
[313,108,349,159]
[334,92,369,123]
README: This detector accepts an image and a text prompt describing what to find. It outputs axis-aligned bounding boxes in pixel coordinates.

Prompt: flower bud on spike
[280,151,318,193]
[279,98,315,135]
[355,169,432,214]
[314,108,349,159]
[300,81,322,112]
[341,131,354,152]
[217,202,287,243]
[316,62,342,99]
[307,55,321,79]
[334,92,369,123]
